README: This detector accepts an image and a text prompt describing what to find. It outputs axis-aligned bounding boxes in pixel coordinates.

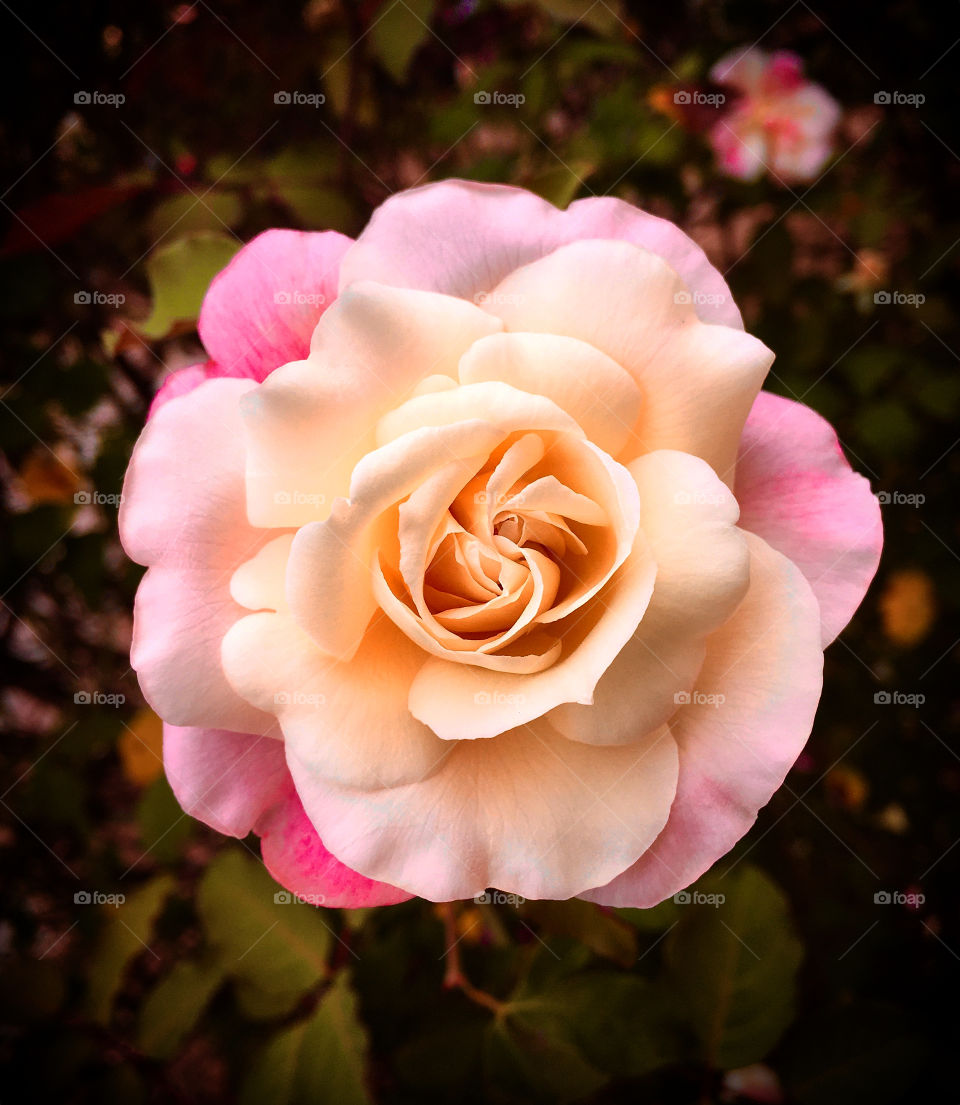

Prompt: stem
[437,902,504,1015]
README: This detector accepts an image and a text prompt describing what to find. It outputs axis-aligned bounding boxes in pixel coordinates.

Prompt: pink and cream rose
[709,47,841,183]
[120,180,881,906]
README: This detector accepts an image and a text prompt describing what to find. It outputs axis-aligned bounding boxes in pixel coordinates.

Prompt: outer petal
[163,724,411,906]
[710,116,767,183]
[257,781,413,907]
[734,391,882,645]
[198,228,352,380]
[149,361,221,418]
[485,240,773,479]
[120,379,275,733]
[338,178,742,328]
[581,531,823,907]
[710,46,769,93]
[288,719,679,901]
[163,724,289,837]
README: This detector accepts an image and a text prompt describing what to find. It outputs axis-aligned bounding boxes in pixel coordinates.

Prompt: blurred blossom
[722,1063,784,1103]
[837,248,890,309]
[709,47,841,183]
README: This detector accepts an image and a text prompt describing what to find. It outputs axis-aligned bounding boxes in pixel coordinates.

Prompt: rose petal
[198,228,351,380]
[581,531,823,907]
[163,723,288,837]
[222,611,449,790]
[241,282,503,528]
[549,450,750,745]
[483,240,774,478]
[458,332,643,456]
[338,178,742,327]
[734,391,882,645]
[288,718,679,901]
[258,780,413,907]
[407,523,655,741]
[121,379,275,733]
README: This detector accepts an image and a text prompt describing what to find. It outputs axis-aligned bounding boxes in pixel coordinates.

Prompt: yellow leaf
[878,569,936,647]
[19,447,82,506]
[119,707,164,786]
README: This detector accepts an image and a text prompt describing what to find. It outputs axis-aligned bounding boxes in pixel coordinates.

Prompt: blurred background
[1,1,958,1101]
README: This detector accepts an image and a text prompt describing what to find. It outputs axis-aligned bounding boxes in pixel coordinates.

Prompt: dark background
[1,1,958,1101]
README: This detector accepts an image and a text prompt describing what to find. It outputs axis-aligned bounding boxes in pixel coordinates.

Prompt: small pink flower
[120,181,881,906]
[709,47,841,183]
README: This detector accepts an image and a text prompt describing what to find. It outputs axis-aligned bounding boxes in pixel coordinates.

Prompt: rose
[708,47,841,183]
[120,180,881,906]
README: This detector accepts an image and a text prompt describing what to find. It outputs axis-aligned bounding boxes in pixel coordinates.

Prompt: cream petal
[242,282,502,528]
[458,332,643,456]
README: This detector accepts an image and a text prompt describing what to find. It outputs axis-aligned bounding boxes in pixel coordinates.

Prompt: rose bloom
[709,47,841,183]
[120,180,881,906]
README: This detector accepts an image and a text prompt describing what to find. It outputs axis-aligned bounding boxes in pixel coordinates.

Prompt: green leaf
[369,0,437,83]
[510,972,685,1078]
[514,0,625,35]
[517,899,637,966]
[240,971,373,1105]
[86,875,175,1022]
[615,898,682,932]
[136,775,193,865]
[148,191,244,243]
[663,865,803,1070]
[138,955,227,1058]
[135,233,240,340]
[197,849,332,1020]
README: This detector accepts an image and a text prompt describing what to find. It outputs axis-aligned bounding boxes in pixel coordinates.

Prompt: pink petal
[338,179,742,328]
[163,724,289,838]
[148,361,222,418]
[581,531,824,907]
[198,228,352,380]
[734,391,882,645]
[257,780,414,907]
